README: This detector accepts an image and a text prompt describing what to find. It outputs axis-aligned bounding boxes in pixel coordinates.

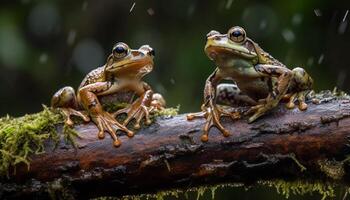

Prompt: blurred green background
[0,0,349,199]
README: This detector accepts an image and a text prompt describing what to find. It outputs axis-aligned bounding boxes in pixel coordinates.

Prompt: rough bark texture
[2,97,350,199]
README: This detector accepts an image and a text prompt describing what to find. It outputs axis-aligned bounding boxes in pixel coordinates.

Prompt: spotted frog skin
[187,26,313,142]
[51,42,165,147]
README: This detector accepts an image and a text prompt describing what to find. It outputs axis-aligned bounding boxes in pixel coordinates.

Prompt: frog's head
[205,26,258,64]
[104,42,155,79]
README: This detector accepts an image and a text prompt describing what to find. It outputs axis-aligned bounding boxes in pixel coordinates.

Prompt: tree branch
[2,95,350,199]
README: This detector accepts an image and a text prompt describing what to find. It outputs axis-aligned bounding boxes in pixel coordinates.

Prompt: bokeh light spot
[73,39,104,73]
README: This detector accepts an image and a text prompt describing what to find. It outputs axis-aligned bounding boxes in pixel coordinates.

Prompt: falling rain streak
[225,0,234,10]
[130,2,136,13]
[318,54,324,65]
[314,9,322,17]
[343,10,349,22]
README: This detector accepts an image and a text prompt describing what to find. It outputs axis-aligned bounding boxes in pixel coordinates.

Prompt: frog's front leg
[187,69,240,142]
[51,86,90,126]
[79,82,133,147]
[247,64,293,122]
[112,82,166,130]
[284,67,313,110]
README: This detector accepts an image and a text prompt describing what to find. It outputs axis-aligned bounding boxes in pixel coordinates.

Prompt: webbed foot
[92,111,134,147]
[187,101,240,142]
[113,90,163,130]
[246,96,278,123]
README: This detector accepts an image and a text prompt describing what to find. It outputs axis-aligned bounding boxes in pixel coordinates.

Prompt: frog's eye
[228,26,246,43]
[112,42,129,58]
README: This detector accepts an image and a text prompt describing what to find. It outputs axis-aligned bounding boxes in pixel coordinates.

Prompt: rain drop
[187,4,195,17]
[39,53,48,64]
[147,8,155,16]
[67,30,77,46]
[82,1,88,11]
[337,70,346,88]
[130,2,136,13]
[260,20,267,30]
[292,13,303,26]
[281,29,295,43]
[343,10,349,22]
[307,57,314,66]
[314,9,322,17]
[338,21,348,34]
[318,54,324,64]
[225,0,234,10]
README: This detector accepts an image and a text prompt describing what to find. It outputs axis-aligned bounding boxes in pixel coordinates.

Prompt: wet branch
[2,96,350,199]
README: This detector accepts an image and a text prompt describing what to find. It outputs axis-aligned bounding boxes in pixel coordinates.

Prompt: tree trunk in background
[2,95,350,199]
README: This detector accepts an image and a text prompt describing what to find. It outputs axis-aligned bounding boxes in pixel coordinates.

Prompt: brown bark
[2,97,350,199]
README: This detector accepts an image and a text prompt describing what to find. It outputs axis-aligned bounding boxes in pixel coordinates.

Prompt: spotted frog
[51,42,165,147]
[187,26,313,142]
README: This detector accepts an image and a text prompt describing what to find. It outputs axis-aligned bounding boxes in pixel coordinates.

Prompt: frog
[51,42,165,147]
[187,26,313,142]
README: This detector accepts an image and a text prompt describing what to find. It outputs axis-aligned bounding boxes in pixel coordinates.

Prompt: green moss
[93,181,337,200]
[47,178,75,200]
[93,183,243,200]
[260,180,335,200]
[151,105,180,118]
[103,102,129,113]
[0,106,78,177]
[318,159,345,180]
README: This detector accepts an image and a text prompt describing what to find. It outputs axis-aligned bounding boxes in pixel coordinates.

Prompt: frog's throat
[107,59,153,71]
[205,45,257,60]
[205,40,257,59]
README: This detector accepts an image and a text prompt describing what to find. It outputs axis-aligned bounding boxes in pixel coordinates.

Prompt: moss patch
[151,105,180,118]
[103,102,129,113]
[94,180,337,200]
[318,159,345,180]
[260,180,335,200]
[93,183,243,200]
[0,106,78,177]
[309,88,350,104]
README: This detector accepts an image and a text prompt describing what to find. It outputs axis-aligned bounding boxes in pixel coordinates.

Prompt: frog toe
[114,101,153,130]
[246,104,270,123]
[186,111,206,120]
[286,101,296,109]
[298,102,308,111]
[92,111,133,147]
[285,91,308,111]
[60,108,90,126]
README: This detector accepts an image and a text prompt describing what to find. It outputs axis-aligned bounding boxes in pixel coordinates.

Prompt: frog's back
[254,42,285,67]
[79,66,106,89]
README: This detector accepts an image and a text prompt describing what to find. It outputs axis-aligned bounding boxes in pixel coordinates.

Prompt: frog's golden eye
[112,42,130,58]
[228,26,246,43]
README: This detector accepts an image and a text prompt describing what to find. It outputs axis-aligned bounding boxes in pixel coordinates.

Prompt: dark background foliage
[0,0,349,199]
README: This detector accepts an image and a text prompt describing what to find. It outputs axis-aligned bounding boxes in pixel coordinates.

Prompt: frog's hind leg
[248,65,293,123]
[284,67,313,111]
[51,86,90,126]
